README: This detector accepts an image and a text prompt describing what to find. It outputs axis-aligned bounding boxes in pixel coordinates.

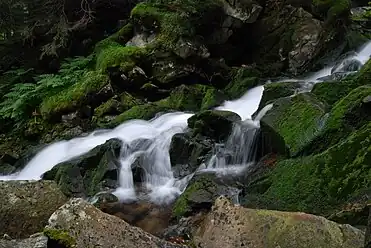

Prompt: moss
[40,71,109,119]
[168,84,209,112]
[261,93,327,156]
[357,59,371,85]
[44,228,76,248]
[107,100,173,127]
[200,88,227,110]
[96,44,148,72]
[312,0,351,22]
[245,122,371,216]
[130,0,222,46]
[305,85,371,154]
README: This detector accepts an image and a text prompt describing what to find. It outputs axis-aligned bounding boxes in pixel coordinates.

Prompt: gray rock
[0,180,67,239]
[45,198,186,248]
[0,233,47,248]
[222,0,262,23]
[194,196,365,248]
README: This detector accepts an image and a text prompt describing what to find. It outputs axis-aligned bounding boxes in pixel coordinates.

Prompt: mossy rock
[130,0,223,46]
[200,88,228,110]
[168,84,211,112]
[188,110,241,141]
[44,228,76,248]
[258,81,301,110]
[225,72,260,99]
[356,59,371,85]
[172,175,220,219]
[260,93,327,156]
[304,85,371,155]
[43,139,122,197]
[107,99,174,127]
[243,121,371,217]
[40,71,109,120]
[94,93,143,118]
[312,0,351,22]
[311,76,362,106]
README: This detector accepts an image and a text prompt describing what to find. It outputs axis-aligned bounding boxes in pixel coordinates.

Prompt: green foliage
[40,70,108,119]
[0,55,94,123]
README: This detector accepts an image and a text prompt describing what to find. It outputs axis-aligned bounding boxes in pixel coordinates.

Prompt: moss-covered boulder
[200,88,228,110]
[244,121,371,217]
[304,85,371,154]
[260,93,327,156]
[43,139,122,197]
[258,81,301,110]
[188,110,241,142]
[0,180,67,239]
[194,196,365,248]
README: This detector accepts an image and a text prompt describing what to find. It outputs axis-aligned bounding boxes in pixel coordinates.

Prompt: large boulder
[0,180,67,239]
[43,139,122,197]
[258,81,301,110]
[243,121,371,217]
[260,93,327,156]
[304,85,371,155]
[45,198,186,248]
[194,196,364,248]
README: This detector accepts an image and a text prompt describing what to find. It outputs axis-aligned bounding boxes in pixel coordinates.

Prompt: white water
[2,41,371,204]
[267,41,371,90]
[0,85,265,204]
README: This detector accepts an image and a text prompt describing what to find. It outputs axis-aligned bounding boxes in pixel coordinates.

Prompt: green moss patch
[44,228,76,248]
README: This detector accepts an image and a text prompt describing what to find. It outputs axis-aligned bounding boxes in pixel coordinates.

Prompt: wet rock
[366,206,371,248]
[45,198,186,248]
[331,57,363,74]
[43,138,122,197]
[0,180,67,239]
[258,81,301,110]
[260,92,327,156]
[169,133,213,171]
[194,196,365,248]
[188,110,241,142]
[0,233,48,248]
[222,0,262,23]
[288,8,323,75]
[172,174,239,219]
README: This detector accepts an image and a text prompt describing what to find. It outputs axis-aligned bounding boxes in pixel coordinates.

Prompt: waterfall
[2,40,371,204]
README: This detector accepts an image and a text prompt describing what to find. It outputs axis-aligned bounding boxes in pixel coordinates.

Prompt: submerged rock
[43,138,122,197]
[0,180,67,239]
[194,196,365,248]
[45,198,186,248]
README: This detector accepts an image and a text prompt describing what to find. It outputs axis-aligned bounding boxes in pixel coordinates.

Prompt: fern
[0,54,95,123]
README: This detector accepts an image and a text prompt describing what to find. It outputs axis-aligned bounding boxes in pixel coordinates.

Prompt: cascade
[1,41,371,204]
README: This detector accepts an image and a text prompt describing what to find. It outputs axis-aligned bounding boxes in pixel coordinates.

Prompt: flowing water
[1,41,371,204]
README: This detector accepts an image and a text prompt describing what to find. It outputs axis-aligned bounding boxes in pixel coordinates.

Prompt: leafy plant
[0,54,95,124]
